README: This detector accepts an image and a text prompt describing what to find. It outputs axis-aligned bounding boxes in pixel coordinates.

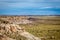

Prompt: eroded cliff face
[0,33,16,40]
[0,16,33,24]
[0,24,25,40]
[0,16,41,40]
[0,23,41,40]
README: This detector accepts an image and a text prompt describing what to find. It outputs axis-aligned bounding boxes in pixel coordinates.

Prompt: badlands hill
[0,16,60,40]
[0,16,41,40]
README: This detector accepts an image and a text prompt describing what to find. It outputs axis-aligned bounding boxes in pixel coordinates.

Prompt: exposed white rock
[0,23,41,40]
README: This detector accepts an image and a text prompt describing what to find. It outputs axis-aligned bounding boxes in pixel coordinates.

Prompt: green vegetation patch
[19,24,60,40]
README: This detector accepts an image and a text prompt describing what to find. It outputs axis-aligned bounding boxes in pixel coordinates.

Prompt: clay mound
[0,24,24,34]
[0,24,25,40]
[0,24,41,40]
[0,33,16,40]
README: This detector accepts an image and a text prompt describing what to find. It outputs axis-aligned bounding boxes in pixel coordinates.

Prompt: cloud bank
[0,0,60,15]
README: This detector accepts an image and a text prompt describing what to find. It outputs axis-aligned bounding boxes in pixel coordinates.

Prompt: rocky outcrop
[0,24,24,34]
[0,17,41,40]
[0,23,41,40]
[0,24,25,40]
[0,17,33,24]
[0,33,16,40]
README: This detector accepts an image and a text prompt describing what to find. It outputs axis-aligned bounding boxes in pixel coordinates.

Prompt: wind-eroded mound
[0,24,41,40]
[0,33,16,40]
[0,24,25,34]
[0,24,26,40]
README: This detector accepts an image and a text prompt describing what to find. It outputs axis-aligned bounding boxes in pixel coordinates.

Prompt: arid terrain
[0,16,60,40]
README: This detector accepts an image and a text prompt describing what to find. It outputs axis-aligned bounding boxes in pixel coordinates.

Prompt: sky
[0,0,60,15]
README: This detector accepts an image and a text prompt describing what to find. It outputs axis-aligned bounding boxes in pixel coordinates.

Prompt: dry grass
[19,24,60,40]
[0,16,60,40]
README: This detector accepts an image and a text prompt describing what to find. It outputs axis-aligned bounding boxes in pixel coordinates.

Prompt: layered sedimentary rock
[0,24,25,40]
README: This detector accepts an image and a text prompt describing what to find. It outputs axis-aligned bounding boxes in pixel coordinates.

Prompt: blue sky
[0,0,60,15]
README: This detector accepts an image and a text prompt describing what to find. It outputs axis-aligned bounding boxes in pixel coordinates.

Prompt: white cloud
[0,0,60,9]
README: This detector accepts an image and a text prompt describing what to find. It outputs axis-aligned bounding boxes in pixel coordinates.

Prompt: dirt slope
[0,23,41,40]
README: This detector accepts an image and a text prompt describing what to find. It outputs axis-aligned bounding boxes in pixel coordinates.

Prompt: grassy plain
[0,16,60,40]
[19,16,60,40]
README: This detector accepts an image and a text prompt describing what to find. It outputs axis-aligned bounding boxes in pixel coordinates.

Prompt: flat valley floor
[0,16,60,40]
